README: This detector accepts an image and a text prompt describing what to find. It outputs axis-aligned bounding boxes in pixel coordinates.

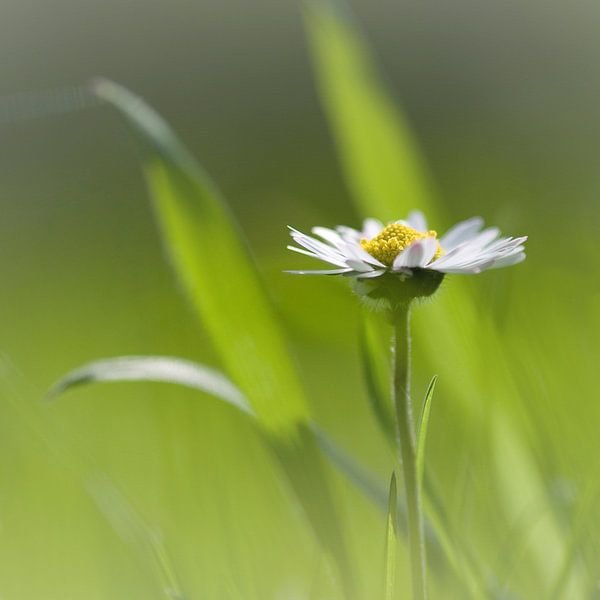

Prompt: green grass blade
[91,80,355,595]
[359,314,395,444]
[92,79,308,435]
[87,474,186,600]
[416,375,437,491]
[313,424,488,595]
[310,423,387,511]
[304,0,434,221]
[384,473,398,600]
[46,355,253,416]
[492,411,587,598]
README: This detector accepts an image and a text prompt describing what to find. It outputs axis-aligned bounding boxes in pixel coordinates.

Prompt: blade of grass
[310,422,387,511]
[46,355,253,416]
[303,5,506,593]
[359,313,395,444]
[92,78,307,435]
[492,411,587,598]
[89,80,355,596]
[303,0,495,420]
[303,0,434,222]
[312,423,490,597]
[384,473,398,600]
[416,376,437,491]
[87,474,186,600]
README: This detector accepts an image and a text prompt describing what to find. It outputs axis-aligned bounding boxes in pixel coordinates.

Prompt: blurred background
[1,0,600,598]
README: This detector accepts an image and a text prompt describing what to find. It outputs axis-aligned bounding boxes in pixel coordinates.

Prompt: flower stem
[392,303,427,600]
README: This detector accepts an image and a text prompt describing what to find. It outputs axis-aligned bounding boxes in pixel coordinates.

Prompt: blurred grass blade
[359,313,395,444]
[313,423,488,595]
[92,78,308,435]
[304,0,434,221]
[384,473,398,600]
[91,80,355,595]
[304,7,509,592]
[416,375,437,490]
[492,411,587,598]
[46,355,254,416]
[310,423,387,511]
[304,0,484,415]
[87,474,186,600]
[0,85,99,126]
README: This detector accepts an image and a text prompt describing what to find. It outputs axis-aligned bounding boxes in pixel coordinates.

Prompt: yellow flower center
[360,223,444,266]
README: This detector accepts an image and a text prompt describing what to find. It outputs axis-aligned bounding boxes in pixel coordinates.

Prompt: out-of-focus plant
[45,2,587,599]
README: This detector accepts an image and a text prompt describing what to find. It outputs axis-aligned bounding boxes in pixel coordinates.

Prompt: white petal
[287,244,348,268]
[406,210,427,232]
[345,259,375,272]
[432,261,495,274]
[336,225,363,243]
[466,227,500,250]
[356,269,387,279]
[393,237,438,269]
[285,268,354,275]
[489,252,526,270]
[362,218,384,238]
[288,228,349,266]
[430,232,521,270]
[343,243,386,268]
[439,217,484,251]
[311,227,346,249]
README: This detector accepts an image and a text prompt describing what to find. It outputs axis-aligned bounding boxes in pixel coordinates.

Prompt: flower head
[287,211,527,306]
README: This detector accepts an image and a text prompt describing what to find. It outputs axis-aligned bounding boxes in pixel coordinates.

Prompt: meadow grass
[0,1,598,599]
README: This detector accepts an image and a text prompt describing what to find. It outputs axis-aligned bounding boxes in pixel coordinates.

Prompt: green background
[0,0,599,597]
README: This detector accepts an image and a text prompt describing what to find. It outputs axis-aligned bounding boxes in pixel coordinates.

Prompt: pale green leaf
[46,355,253,416]
[87,474,186,600]
[92,79,308,435]
[304,1,434,221]
[416,375,437,491]
[358,313,395,444]
[310,423,387,511]
[384,472,398,600]
[312,423,488,595]
[90,80,354,594]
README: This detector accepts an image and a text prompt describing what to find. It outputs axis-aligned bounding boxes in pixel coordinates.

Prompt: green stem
[392,303,427,600]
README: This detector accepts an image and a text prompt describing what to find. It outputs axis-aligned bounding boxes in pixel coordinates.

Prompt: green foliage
[0,2,597,599]
[47,355,253,416]
[82,79,356,597]
[303,2,586,598]
[416,375,437,491]
[384,473,399,600]
[303,1,433,221]
[93,79,308,435]
[358,312,395,444]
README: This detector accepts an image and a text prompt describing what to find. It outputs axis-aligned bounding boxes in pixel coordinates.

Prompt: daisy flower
[287,210,527,279]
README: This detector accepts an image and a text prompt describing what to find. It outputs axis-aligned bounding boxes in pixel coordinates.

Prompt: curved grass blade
[310,422,387,511]
[304,5,510,594]
[548,477,600,600]
[303,0,434,222]
[89,80,355,596]
[416,375,437,491]
[87,474,186,600]
[492,412,587,598]
[313,422,490,597]
[92,78,308,435]
[384,473,398,600]
[46,355,254,416]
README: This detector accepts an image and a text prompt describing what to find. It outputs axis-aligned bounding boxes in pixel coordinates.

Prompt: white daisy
[287,210,527,278]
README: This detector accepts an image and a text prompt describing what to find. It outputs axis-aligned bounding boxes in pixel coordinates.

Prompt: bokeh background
[1,0,599,598]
